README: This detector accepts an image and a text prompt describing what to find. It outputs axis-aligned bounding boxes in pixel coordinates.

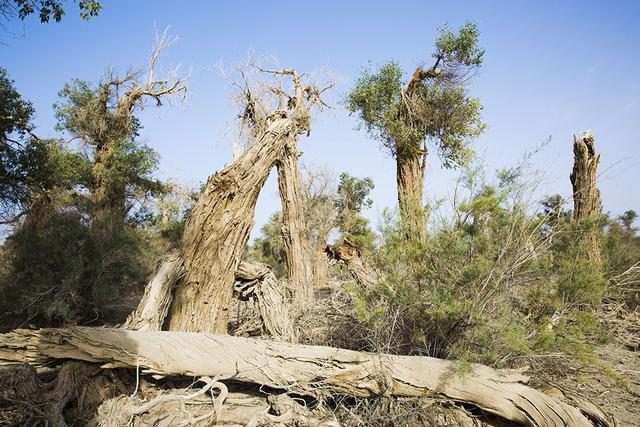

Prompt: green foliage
[0,70,175,328]
[9,0,102,23]
[246,212,287,277]
[335,172,376,251]
[345,159,620,367]
[54,79,167,218]
[345,22,485,167]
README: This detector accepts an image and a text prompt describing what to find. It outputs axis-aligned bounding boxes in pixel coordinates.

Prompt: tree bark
[396,151,427,244]
[325,240,384,288]
[570,130,602,264]
[166,117,300,333]
[122,252,183,331]
[0,327,609,427]
[234,261,297,342]
[276,141,314,302]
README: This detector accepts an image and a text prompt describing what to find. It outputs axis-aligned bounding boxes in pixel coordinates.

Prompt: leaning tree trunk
[121,252,183,331]
[570,130,602,264]
[166,118,302,333]
[0,327,610,427]
[276,141,314,302]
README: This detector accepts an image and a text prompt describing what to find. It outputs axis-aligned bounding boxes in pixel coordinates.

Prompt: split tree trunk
[570,130,602,264]
[122,253,296,341]
[276,141,314,302]
[326,240,384,288]
[0,327,608,427]
[166,118,301,333]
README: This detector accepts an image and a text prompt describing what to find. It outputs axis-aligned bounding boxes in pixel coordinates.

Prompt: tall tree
[346,22,485,246]
[53,29,186,232]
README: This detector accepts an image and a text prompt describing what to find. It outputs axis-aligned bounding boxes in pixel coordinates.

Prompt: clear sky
[2,0,639,238]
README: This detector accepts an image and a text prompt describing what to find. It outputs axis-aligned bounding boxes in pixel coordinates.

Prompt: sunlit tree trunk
[277,141,314,302]
[166,119,297,333]
[396,151,426,245]
[570,130,602,264]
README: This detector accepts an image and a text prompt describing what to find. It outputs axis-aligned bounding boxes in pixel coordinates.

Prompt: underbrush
[337,164,637,371]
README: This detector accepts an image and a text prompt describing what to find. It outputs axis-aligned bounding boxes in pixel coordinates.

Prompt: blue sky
[2,1,639,238]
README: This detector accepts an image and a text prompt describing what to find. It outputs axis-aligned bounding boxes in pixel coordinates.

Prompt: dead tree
[0,327,611,427]
[163,66,329,333]
[570,130,602,264]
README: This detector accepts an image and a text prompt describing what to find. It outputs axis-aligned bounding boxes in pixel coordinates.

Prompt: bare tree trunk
[396,152,427,244]
[0,327,610,427]
[326,240,384,288]
[166,119,298,333]
[570,130,602,264]
[312,247,330,287]
[277,141,314,302]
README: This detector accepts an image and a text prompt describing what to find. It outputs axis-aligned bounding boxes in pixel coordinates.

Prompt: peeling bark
[277,141,314,302]
[326,239,384,288]
[396,151,427,244]
[0,327,609,427]
[234,261,297,342]
[570,130,603,264]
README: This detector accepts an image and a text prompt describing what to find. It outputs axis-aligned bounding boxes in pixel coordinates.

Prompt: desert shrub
[346,160,622,367]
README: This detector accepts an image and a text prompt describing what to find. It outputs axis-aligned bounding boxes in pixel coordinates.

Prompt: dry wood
[122,252,183,331]
[570,129,603,264]
[166,66,323,334]
[234,261,297,342]
[277,141,314,302]
[326,239,384,288]
[0,327,609,426]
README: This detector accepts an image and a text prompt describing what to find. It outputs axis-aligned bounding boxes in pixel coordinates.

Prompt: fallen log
[0,327,608,426]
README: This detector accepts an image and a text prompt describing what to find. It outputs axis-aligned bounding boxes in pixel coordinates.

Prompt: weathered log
[570,130,603,264]
[325,239,384,288]
[0,327,608,426]
[277,141,315,302]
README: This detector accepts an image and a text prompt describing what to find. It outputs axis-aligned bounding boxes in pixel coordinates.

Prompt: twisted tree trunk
[0,327,609,427]
[570,130,602,264]
[277,141,314,302]
[166,117,300,333]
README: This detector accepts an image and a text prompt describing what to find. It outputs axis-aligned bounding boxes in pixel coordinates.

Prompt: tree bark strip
[121,252,183,331]
[0,327,607,427]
